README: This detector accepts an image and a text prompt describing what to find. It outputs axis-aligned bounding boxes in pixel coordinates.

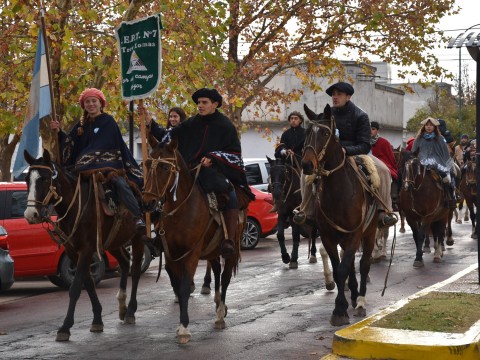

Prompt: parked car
[241,186,277,250]
[0,225,14,291]
[0,182,120,288]
[244,158,271,192]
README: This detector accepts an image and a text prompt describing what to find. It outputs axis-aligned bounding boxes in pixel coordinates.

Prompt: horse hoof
[326,282,336,291]
[119,307,127,321]
[55,332,70,342]
[177,334,191,344]
[214,319,226,329]
[399,228,405,233]
[330,314,349,326]
[413,260,424,268]
[446,238,454,246]
[281,253,291,264]
[456,220,462,224]
[289,261,298,269]
[423,246,431,254]
[353,307,367,317]
[90,323,104,333]
[124,316,136,325]
[433,256,442,263]
[471,233,477,239]
[309,256,317,264]
[201,286,211,295]
[370,256,382,264]
[441,244,446,251]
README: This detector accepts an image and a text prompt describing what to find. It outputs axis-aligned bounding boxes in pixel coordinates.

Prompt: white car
[243,158,271,192]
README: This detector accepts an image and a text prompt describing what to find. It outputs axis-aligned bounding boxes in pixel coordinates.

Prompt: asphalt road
[0,219,478,360]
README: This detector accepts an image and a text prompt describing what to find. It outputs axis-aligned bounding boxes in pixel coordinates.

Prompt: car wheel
[55,254,106,289]
[125,244,152,274]
[241,218,261,250]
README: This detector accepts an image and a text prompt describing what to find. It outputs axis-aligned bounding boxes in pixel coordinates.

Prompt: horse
[23,149,144,341]
[459,159,477,239]
[142,139,246,343]
[399,153,450,267]
[267,156,334,289]
[301,104,378,326]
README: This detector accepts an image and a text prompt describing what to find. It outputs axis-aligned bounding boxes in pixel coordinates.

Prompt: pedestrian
[293,82,397,228]
[50,87,146,231]
[147,87,254,258]
[411,117,455,207]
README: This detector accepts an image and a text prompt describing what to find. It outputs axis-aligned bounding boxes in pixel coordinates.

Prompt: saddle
[352,155,380,190]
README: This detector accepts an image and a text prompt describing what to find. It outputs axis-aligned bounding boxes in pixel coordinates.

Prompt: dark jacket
[274,126,306,163]
[59,112,143,188]
[333,101,371,156]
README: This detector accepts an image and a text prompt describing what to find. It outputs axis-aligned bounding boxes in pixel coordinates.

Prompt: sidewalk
[324,263,480,360]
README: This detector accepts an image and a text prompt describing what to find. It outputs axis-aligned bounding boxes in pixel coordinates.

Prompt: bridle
[26,164,62,214]
[303,117,345,177]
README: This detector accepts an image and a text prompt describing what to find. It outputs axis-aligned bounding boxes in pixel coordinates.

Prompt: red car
[0,182,119,288]
[241,186,277,249]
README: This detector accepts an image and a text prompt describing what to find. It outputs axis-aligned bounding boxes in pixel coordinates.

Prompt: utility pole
[458,47,462,137]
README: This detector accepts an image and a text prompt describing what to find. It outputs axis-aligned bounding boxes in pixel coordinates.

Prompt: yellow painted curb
[332,264,480,360]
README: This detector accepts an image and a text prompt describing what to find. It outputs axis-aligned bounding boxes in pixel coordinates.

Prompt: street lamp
[447,27,480,284]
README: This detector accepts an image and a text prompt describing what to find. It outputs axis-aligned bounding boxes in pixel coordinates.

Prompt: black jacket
[274,126,306,163]
[333,101,371,155]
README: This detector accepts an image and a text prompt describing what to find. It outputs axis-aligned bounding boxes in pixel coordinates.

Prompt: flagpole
[39,0,59,162]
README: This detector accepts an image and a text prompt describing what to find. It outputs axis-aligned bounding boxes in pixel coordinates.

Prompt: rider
[370,121,398,209]
[269,111,306,213]
[411,117,455,207]
[50,87,146,232]
[293,82,397,228]
[454,134,469,167]
[144,88,253,258]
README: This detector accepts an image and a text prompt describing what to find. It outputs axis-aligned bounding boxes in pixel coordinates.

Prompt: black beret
[192,88,223,108]
[370,121,380,130]
[326,82,355,96]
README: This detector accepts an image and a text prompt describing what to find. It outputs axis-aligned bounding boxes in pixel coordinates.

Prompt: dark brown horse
[267,156,334,289]
[301,104,378,326]
[460,159,477,239]
[399,154,450,267]
[23,149,144,341]
[142,140,246,343]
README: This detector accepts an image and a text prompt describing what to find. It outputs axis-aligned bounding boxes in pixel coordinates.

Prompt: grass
[372,291,480,333]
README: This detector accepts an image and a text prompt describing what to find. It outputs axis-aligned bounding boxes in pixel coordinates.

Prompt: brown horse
[399,154,450,267]
[142,140,246,343]
[23,149,144,341]
[301,104,378,326]
[460,159,477,239]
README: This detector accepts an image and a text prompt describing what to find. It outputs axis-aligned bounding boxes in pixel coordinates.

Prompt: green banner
[115,14,162,100]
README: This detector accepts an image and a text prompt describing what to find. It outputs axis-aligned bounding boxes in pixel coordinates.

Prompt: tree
[0,0,458,180]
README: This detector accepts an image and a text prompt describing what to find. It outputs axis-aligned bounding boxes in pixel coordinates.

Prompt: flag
[12,30,51,178]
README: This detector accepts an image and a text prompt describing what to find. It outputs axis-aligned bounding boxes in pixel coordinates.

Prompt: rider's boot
[220,208,238,258]
[377,210,397,228]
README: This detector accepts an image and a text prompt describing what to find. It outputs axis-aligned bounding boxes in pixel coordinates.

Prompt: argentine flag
[13,30,51,178]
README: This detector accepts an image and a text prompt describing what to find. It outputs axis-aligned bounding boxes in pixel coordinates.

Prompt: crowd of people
[48,82,474,261]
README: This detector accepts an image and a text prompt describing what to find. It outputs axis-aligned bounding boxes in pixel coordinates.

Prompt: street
[0,219,478,360]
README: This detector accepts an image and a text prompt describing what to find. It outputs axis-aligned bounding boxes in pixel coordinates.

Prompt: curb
[328,263,480,360]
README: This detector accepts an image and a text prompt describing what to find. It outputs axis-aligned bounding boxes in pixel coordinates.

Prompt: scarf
[370,134,379,146]
[423,133,436,140]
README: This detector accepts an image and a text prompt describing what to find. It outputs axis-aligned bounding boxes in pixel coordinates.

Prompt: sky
[392,0,480,86]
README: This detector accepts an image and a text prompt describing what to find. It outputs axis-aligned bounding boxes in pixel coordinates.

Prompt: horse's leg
[346,254,359,309]
[176,270,193,344]
[399,210,406,233]
[211,258,228,329]
[289,224,301,269]
[309,226,317,263]
[408,220,424,268]
[372,227,388,262]
[109,248,129,321]
[431,221,444,263]
[124,235,144,324]
[467,200,477,239]
[324,241,349,326]
[56,251,95,341]
[318,240,335,290]
[354,231,375,318]
[446,209,454,246]
[464,203,469,222]
[83,272,104,333]
[201,261,212,294]
[276,215,290,264]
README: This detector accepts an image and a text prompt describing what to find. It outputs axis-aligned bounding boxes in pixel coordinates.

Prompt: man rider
[293,82,397,228]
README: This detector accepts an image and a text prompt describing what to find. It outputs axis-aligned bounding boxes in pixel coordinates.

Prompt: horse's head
[23,149,59,224]
[143,139,181,211]
[267,156,287,201]
[301,103,337,175]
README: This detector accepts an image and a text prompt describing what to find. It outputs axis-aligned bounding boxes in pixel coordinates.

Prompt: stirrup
[378,213,397,228]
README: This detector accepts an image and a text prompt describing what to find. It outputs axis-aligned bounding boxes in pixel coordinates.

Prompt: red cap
[79,88,106,109]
